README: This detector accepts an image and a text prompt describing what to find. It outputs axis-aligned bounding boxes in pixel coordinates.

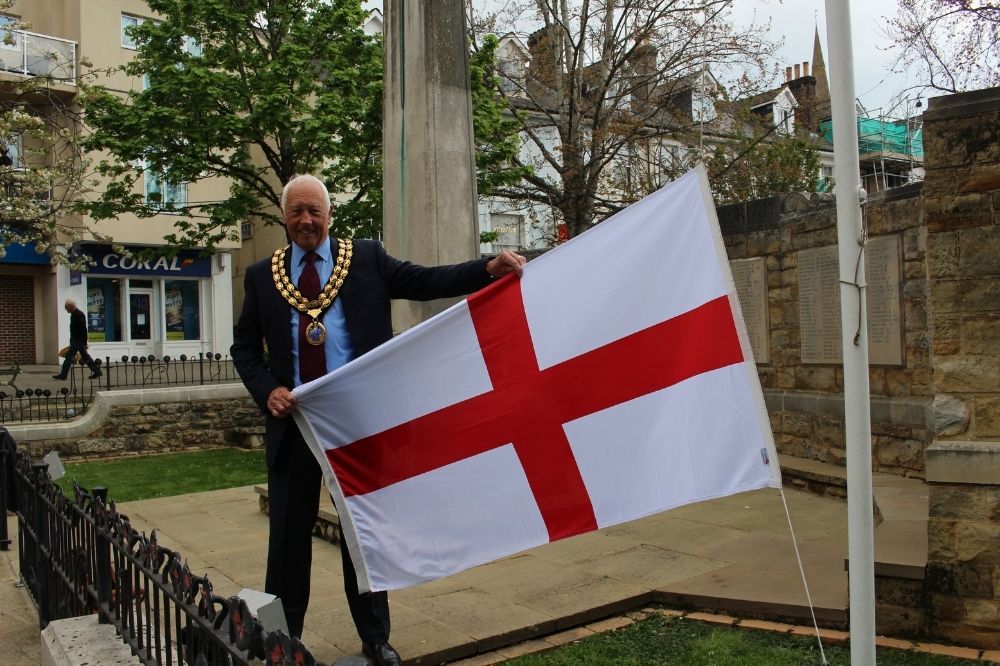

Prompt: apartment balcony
[0,29,77,93]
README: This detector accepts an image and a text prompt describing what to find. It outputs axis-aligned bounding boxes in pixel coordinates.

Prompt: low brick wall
[5,384,264,459]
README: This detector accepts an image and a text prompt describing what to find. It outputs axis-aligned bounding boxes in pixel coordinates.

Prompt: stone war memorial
[721,86,1000,647]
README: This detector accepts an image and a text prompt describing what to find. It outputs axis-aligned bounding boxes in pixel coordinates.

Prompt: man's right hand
[267,386,297,418]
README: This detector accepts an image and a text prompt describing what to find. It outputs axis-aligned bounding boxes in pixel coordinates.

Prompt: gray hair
[64,298,76,308]
[280,175,332,214]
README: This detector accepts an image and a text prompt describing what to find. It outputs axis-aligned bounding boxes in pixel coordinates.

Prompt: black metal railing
[3,432,324,665]
[0,353,241,425]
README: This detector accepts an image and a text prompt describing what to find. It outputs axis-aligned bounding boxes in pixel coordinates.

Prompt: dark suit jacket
[69,309,88,346]
[232,238,493,468]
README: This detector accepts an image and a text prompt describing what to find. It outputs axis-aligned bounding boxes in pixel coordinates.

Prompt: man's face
[282,180,331,251]
[64,303,74,313]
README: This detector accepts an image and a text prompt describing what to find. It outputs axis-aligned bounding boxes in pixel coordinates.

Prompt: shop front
[56,244,234,361]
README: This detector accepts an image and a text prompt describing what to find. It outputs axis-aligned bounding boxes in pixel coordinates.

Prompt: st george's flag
[293,166,781,593]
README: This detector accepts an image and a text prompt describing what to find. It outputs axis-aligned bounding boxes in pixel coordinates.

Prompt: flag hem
[693,164,783,490]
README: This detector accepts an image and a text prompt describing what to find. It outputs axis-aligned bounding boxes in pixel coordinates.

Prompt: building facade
[0,0,237,364]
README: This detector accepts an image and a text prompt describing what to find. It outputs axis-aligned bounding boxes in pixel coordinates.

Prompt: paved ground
[3,480,859,665]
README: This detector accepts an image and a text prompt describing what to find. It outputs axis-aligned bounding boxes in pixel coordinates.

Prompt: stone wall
[6,384,263,460]
[919,87,1000,651]
[720,86,1000,478]
[925,441,1000,649]
[922,87,1000,445]
[720,186,936,476]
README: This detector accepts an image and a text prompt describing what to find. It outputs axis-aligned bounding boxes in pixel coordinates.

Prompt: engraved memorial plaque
[798,235,903,365]
[864,235,904,365]
[730,258,769,363]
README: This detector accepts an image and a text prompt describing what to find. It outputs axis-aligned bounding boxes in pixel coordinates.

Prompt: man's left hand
[486,251,527,278]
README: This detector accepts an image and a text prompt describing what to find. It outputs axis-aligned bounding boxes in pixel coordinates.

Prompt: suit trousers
[265,422,390,642]
[59,341,101,377]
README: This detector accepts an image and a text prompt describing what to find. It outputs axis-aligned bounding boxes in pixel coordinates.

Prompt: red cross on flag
[294,167,781,593]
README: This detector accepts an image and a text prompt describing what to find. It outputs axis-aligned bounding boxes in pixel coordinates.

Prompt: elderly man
[232,174,524,665]
[53,299,102,380]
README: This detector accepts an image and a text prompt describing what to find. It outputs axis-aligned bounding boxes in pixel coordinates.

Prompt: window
[145,164,187,211]
[164,280,200,340]
[0,14,21,52]
[818,165,834,192]
[86,278,123,342]
[121,15,141,49]
[780,109,793,135]
[1,135,21,169]
[240,220,253,240]
[499,57,521,94]
[692,92,715,123]
[183,36,202,57]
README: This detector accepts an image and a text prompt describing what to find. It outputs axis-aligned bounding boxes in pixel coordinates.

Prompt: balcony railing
[0,29,77,84]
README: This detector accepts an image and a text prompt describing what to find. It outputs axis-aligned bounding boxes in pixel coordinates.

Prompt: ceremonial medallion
[305,319,327,345]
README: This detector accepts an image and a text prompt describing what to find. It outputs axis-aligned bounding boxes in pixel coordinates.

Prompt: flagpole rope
[779,487,830,665]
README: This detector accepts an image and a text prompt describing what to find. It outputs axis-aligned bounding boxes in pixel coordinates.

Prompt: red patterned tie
[298,251,327,384]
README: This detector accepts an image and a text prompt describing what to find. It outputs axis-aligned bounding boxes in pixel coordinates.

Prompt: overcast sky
[729,0,924,118]
[363,1,924,120]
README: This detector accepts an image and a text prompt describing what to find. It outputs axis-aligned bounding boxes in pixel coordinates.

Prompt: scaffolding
[820,112,924,192]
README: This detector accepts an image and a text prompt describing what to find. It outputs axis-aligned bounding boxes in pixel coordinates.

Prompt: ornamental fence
[0,353,240,424]
[0,427,324,666]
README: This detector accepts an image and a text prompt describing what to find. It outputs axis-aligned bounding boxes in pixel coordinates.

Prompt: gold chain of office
[270,241,353,346]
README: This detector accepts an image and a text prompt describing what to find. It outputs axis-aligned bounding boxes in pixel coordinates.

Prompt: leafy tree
[887,0,1000,94]
[468,0,782,239]
[707,129,822,205]
[469,33,533,198]
[0,1,93,265]
[80,0,382,248]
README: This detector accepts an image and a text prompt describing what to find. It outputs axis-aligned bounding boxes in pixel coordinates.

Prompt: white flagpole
[823,1,876,664]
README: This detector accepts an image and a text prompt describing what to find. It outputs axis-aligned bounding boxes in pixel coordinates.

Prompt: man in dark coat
[53,299,102,380]
[231,174,524,666]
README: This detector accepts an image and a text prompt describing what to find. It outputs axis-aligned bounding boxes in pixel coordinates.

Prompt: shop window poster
[87,287,105,342]
[165,287,184,340]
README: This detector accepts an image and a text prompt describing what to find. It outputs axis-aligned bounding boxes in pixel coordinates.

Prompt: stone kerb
[6,383,262,458]
[924,441,1000,649]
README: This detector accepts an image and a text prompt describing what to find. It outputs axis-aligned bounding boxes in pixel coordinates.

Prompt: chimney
[527,26,561,97]
[802,61,810,77]
[794,63,801,78]
[628,40,658,101]
[786,66,793,81]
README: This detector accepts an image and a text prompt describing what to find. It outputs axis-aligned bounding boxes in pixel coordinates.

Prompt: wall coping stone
[925,440,1000,485]
[41,615,139,666]
[923,86,1000,121]
[5,383,251,443]
[867,181,923,204]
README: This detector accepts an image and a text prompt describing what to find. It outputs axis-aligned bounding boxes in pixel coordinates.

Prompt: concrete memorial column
[382,0,480,332]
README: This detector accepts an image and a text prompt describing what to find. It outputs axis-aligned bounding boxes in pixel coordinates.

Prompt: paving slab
[3,479,918,665]
[657,564,848,625]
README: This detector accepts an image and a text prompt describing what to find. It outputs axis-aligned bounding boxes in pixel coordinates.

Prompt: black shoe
[89,371,102,379]
[362,642,402,666]
[52,374,67,380]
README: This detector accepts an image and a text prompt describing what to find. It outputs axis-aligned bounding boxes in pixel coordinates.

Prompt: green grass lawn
[56,448,267,502]
[507,614,980,666]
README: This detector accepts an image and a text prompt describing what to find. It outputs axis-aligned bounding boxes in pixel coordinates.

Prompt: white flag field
[294,166,782,593]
